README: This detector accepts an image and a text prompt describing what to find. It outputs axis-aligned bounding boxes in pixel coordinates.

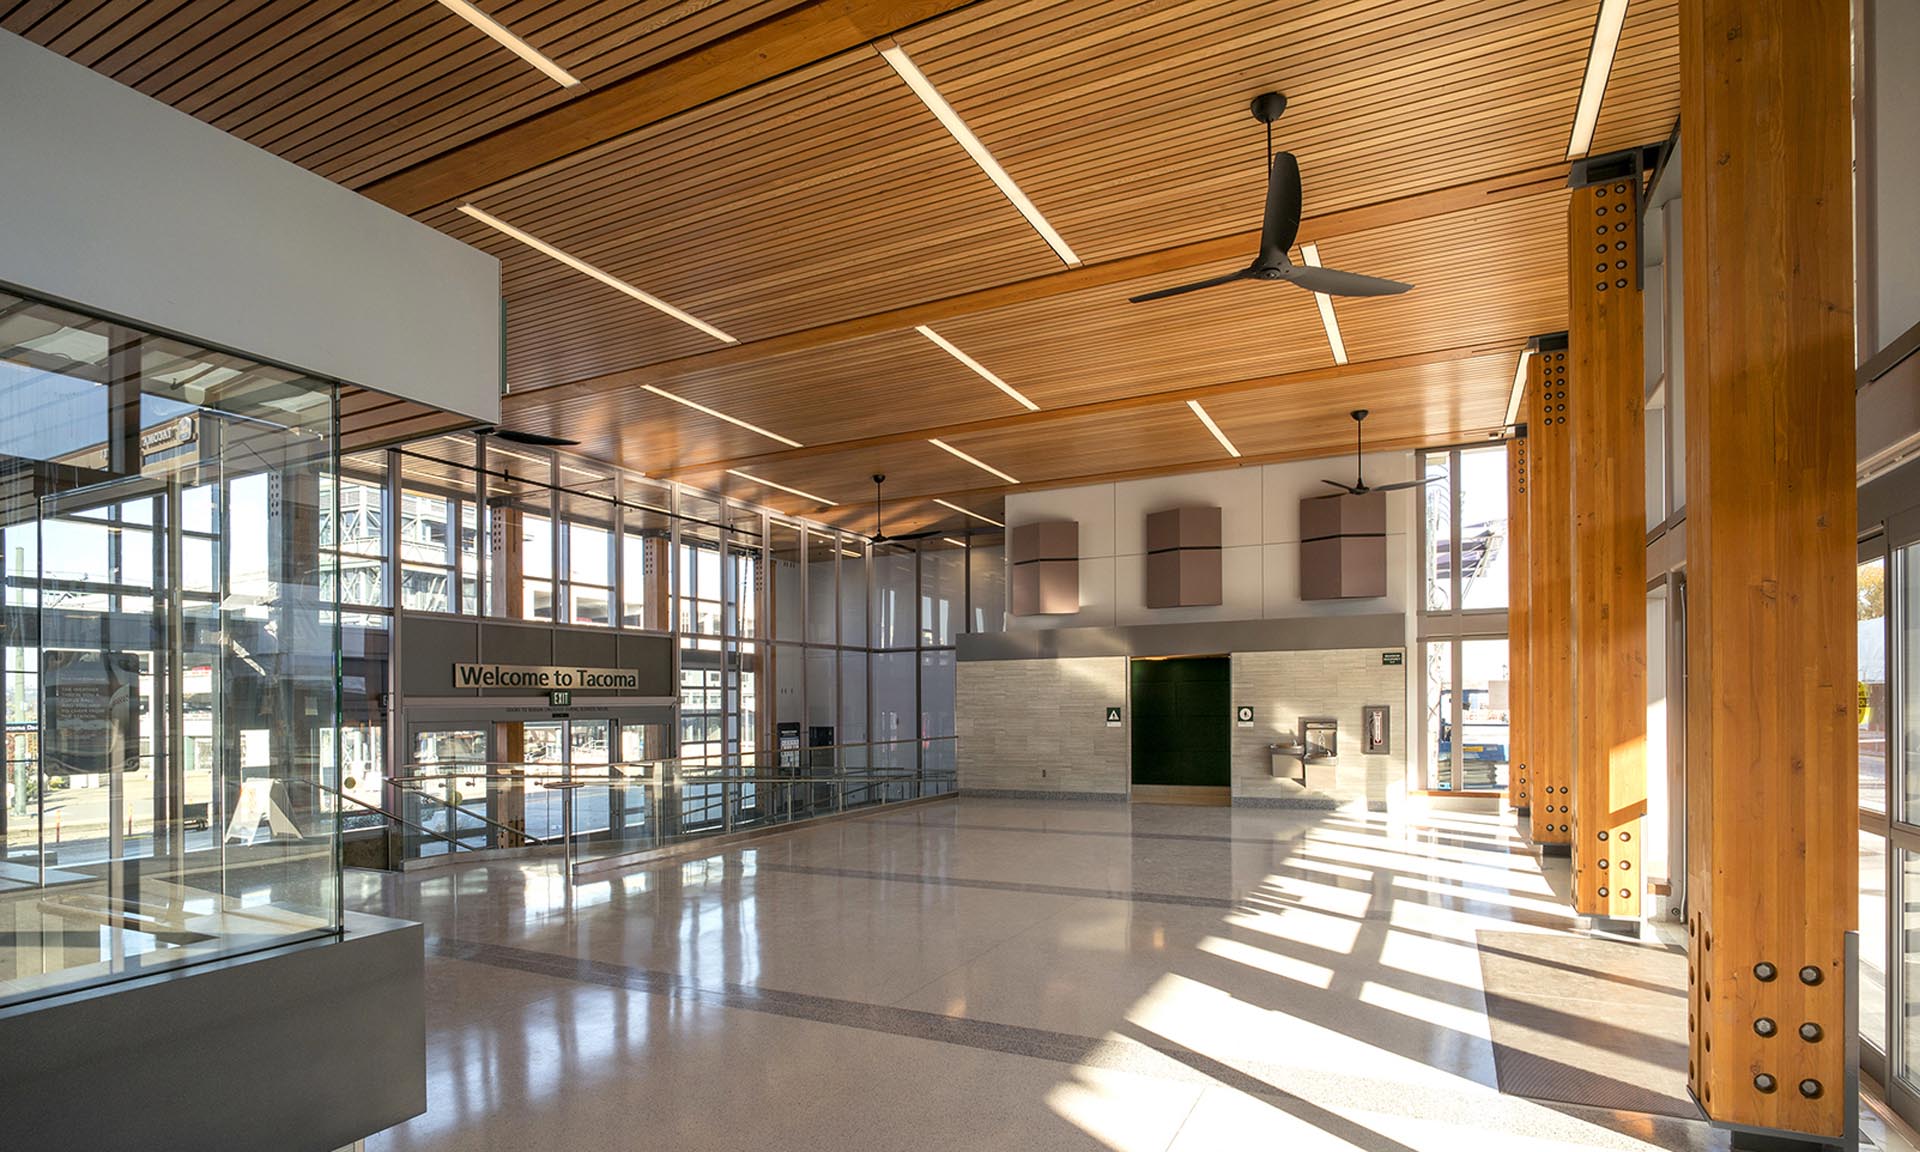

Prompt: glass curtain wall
[374,431,1006,809]
[0,288,343,1007]
[1415,443,1510,791]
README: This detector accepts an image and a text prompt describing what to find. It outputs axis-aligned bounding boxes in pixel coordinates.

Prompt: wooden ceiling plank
[359,0,985,216]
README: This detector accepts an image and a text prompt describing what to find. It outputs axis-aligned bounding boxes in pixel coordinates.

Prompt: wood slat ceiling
[0,0,807,188]
[423,45,1067,392]
[893,0,1641,266]
[7,0,1683,528]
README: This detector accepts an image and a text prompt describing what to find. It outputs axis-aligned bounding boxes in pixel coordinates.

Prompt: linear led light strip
[934,497,1002,527]
[458,204,736,344]
[1566,0,1631,158]
[915,325,1039,411]
[725,468,837,506]
[436,0,580,88]
[1187,400,1242,458]
[876,40,1081,268]
[928,438,1019,484]
[1299,244,1349,365]
[1505,348,1534,428]
[640,384,800,447]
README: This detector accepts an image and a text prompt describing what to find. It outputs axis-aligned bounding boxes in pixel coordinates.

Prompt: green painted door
[1129,657,1230,787]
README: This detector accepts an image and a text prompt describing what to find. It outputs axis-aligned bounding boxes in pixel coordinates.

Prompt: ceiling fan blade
[1319,479,1361,495]
[1370,476,1441,493]
[1282,263,1412,297]
[1129,268,1254,304]
[489,428,580,447]
[1260,151,1303,265]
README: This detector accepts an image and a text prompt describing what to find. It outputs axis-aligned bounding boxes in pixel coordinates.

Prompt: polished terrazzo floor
[347,798,1904,1151]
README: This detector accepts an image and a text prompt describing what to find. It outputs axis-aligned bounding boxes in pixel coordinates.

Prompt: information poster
[40,650,141,778]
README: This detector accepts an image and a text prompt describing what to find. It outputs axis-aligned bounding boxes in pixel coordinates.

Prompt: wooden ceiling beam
[650,343,1505,479]
[506,166,1566,408]
[359,0,982,217]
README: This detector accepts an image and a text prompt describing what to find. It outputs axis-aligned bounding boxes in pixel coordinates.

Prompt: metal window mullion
[548,454,562,624]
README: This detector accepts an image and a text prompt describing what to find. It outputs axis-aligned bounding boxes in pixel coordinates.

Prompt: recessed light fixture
[725,468,836,506]
[934,498,1002,527]
[941,537,967,548]
[436,0,580,88]
[1566,0,1631,159]
[928,438,1020,484]
[1187,399,1241,458]
[459,205,736,343]
[876,40,1081,268]
[641,384,801,447]
[1298,244,1349,365]
[1505,348,1534,428]
[915,325,1039,411]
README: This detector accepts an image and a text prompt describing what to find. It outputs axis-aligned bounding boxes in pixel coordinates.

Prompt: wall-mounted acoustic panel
[1010,520,1079,615]
[1298,491,1387,600]
[1144,506,1222,608]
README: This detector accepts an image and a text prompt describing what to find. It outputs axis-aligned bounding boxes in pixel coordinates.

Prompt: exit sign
[549,690,572,707]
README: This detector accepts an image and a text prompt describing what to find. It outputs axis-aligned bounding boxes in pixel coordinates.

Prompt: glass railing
[386,737,956,877]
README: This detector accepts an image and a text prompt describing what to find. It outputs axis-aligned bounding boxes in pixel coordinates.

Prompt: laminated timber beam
[1524,336,1574,850]
[1567,175,1648,924]
[1507,424,1532,816]
[361,0,982,217]
[1680,0,1856,1140]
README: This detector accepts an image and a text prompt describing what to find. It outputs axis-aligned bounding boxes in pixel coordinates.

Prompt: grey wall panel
[401,617,480,694]
[958,613,1407,661]
[484,622,556,666]
[617,634,676,696]
[0,913,425,1152]
[555,628,619,669]
[0,32,499,421]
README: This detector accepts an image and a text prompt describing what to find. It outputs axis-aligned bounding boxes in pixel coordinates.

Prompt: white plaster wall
[1006,452,1417,629]
[0,31,500,422]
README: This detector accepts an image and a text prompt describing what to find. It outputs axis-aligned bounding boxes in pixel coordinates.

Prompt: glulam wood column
[1681,0,1856,1137]
[1567,181,1647,919]
[1507,426,1532,814]
[1524,342,1573,847]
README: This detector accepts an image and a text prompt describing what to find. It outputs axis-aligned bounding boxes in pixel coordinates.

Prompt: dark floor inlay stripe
[754,861,1241,909]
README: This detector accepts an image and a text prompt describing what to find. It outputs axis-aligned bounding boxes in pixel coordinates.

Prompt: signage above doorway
[454,663,640,691]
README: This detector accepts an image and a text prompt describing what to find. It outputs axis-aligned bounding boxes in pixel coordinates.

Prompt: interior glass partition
[0,288,343,1007]
[1416,443,1511,791]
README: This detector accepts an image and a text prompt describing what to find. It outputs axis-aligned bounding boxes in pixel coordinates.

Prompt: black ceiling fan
[479,426,579,448]
[867,474,947,544]
[1131,93,1413,305]
[1314,410,1436,498]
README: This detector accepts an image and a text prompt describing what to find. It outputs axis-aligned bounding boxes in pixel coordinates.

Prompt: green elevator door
[1129,657,1230,787]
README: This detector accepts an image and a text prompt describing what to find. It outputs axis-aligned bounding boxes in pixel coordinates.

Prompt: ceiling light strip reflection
[1299,244,1349,366]
[1187,399,1241,458]
[877,40,1081,268]
[725,468,837,506]
[641,384,801,447]
[915,325,1039,411]
[436,0,581,88]
[1566,0,1631,159]
[458,205,736,343]
[928,438,1020,484]
[934,497,1002,527]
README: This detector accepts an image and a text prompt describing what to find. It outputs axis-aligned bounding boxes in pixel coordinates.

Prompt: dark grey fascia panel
[400,616,674,696]
[957,613,1408,661]
[0,912,425,1152]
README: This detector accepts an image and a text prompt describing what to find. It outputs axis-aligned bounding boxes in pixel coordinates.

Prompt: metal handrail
[388,780,547,846]
[391,736,955,778]
[279,777,470,854]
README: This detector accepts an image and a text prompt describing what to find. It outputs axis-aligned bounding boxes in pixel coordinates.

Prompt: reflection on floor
[348,799,1904,1151]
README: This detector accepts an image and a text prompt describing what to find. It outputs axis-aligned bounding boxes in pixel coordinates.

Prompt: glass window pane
[1423,453,1452,611]
[872,651,916,751]
[1900,847,1920,1090]
[1902,544,1920,816]
[568,521,611,586]
[1862,831,1886,1056]
[767,521,802,642]
[1458,444,1508,611]
[921,543,965,644]
[968,538,1005,633]
[1458,638,1511,790]
[807,531,837,645]
[1861,557,1887,813]
[1422,640,1453,790]
[523,514,552,580]
[840,543,869,648]
[874,545,916,649]
[920,650,955,739]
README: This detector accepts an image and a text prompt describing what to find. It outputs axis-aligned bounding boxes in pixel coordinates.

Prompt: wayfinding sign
[454,663,639,691]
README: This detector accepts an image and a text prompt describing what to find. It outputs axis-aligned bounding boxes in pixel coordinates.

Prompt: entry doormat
[1476,930,1698,1119]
